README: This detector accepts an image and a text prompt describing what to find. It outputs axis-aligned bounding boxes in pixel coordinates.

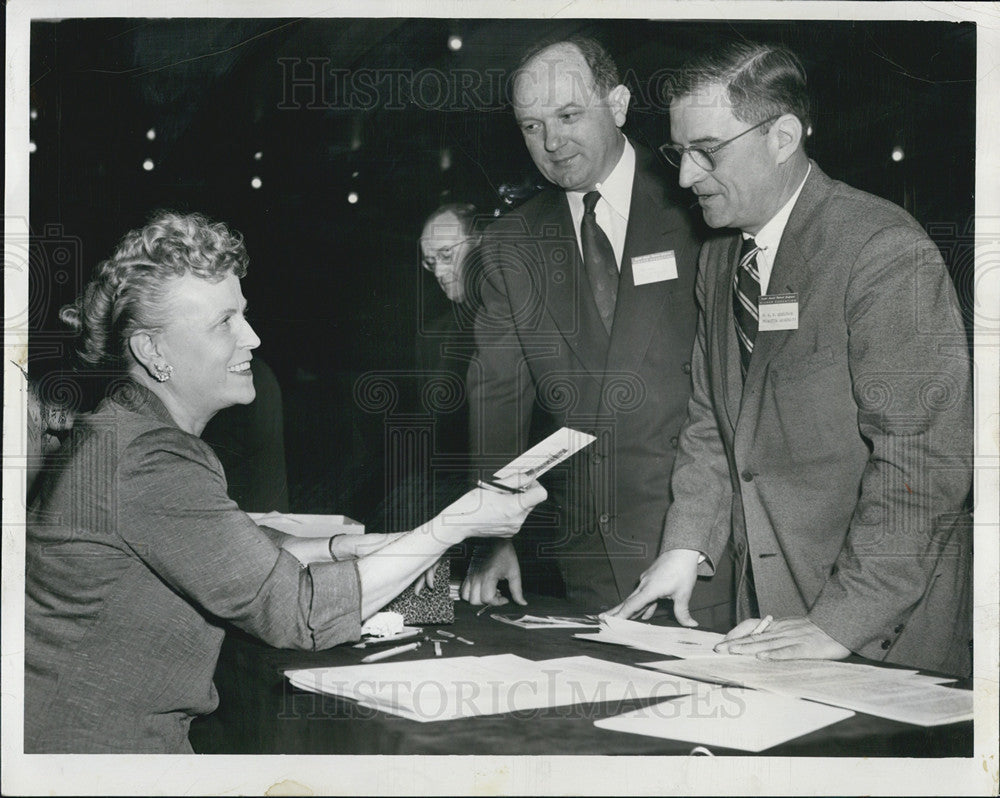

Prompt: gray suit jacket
[663,162,972,676]
[470,145,730,613]
[25,381,362,753]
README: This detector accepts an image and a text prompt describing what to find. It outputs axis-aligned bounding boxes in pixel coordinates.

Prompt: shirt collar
[568,136,634,219]
[743,162,811,251]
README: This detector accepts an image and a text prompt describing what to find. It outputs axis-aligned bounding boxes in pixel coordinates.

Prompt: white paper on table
[905,674,957,685]
[492,427,596,485]
[641,656,973,727]
[249,511,365,538]
[595,685,855,752]
[643,655,911,691]
[790,678,974,727]
[574,616,726,658]
[286,654,698,723]
[491,613,600,629]
[540,656,706,709]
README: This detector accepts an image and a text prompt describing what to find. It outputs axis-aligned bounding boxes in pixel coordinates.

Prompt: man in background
[417,203,483,458]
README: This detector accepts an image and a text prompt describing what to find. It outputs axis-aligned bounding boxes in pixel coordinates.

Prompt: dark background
[27,18,976,520]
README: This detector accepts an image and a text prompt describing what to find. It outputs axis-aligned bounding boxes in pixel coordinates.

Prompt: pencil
[360,641,420,663]
[476,479,525,495]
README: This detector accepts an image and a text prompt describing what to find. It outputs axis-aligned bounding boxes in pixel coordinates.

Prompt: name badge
[631,251,678,286]
[758,293,799,331]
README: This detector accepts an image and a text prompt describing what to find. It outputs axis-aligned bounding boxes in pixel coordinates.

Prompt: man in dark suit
[463,36,730,619]
[609,42,972,676]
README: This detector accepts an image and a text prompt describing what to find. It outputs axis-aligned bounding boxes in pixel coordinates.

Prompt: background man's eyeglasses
[659,115,779,172]
[421,238,472,269]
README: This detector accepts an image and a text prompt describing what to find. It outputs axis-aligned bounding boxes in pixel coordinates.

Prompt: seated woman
[24,211,544,754]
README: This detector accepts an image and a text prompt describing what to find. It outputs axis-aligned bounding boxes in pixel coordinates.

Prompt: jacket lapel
[742,163,825,396]
[605,148,691,378]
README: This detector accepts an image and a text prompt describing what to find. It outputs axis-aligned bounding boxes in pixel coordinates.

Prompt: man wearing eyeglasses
[463,36,735,622]
[420,203,482,305]
[607,42,972,676]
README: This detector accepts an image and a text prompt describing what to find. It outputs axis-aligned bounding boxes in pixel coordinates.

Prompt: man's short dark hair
[667,41,811,132]
[515,34,621,97]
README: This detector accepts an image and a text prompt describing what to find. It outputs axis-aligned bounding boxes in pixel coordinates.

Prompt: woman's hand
[412,559,440,596]
[354,481,544,619]
[431,481,547,544]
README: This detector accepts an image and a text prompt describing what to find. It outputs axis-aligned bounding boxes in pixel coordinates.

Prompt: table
[188,595,972,756]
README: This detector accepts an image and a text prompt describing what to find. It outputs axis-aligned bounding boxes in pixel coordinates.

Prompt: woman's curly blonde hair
[60,211,249,369]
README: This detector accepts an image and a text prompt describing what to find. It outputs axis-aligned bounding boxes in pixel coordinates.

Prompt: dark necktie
[733,235,762,378]
[581,191,619,334]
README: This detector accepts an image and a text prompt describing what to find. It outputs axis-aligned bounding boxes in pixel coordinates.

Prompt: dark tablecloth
[189,595,972,756]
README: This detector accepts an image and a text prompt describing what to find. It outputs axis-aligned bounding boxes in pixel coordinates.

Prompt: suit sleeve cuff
[661,525,722,578]
[807,585,906,662]
[306,559,363,649]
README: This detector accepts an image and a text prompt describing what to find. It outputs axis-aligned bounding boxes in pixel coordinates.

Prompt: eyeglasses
[659,115,779,172]
[421,238,472,270]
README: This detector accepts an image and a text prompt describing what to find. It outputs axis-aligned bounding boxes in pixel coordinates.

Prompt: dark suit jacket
[414,307,474,457]
[663,162,972,676]
[470,144,728,613]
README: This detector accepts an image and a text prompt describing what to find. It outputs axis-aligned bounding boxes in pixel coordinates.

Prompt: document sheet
[643,656,971,727]
[575,616,726,658]
[491,613,600,629]
[595,685,855,752]
[286,654,698,722]
[492,427,596,485]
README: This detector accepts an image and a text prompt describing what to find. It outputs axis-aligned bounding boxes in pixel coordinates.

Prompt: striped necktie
[733,236,761,378]
[581,190,619,334]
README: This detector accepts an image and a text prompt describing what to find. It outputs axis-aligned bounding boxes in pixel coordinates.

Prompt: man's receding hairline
[514,42,597,91]
[422,210,467,241]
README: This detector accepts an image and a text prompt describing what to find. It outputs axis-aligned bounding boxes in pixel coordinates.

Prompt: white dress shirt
[566,137,635,270]
[742,163,811,294]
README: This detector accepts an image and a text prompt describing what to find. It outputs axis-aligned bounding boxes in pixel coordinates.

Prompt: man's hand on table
[714,616,851,660]
[460,538,526,607]
[602,548,701,625]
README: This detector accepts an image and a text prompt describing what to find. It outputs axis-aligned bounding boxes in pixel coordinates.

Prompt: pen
[476,604,493,616]
[437,630,455,639]
[750,615,773,636]
[476,479,525,495]
[360,641,420,663]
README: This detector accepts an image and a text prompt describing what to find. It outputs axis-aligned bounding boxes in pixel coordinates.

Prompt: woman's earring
[153,363,174,382]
